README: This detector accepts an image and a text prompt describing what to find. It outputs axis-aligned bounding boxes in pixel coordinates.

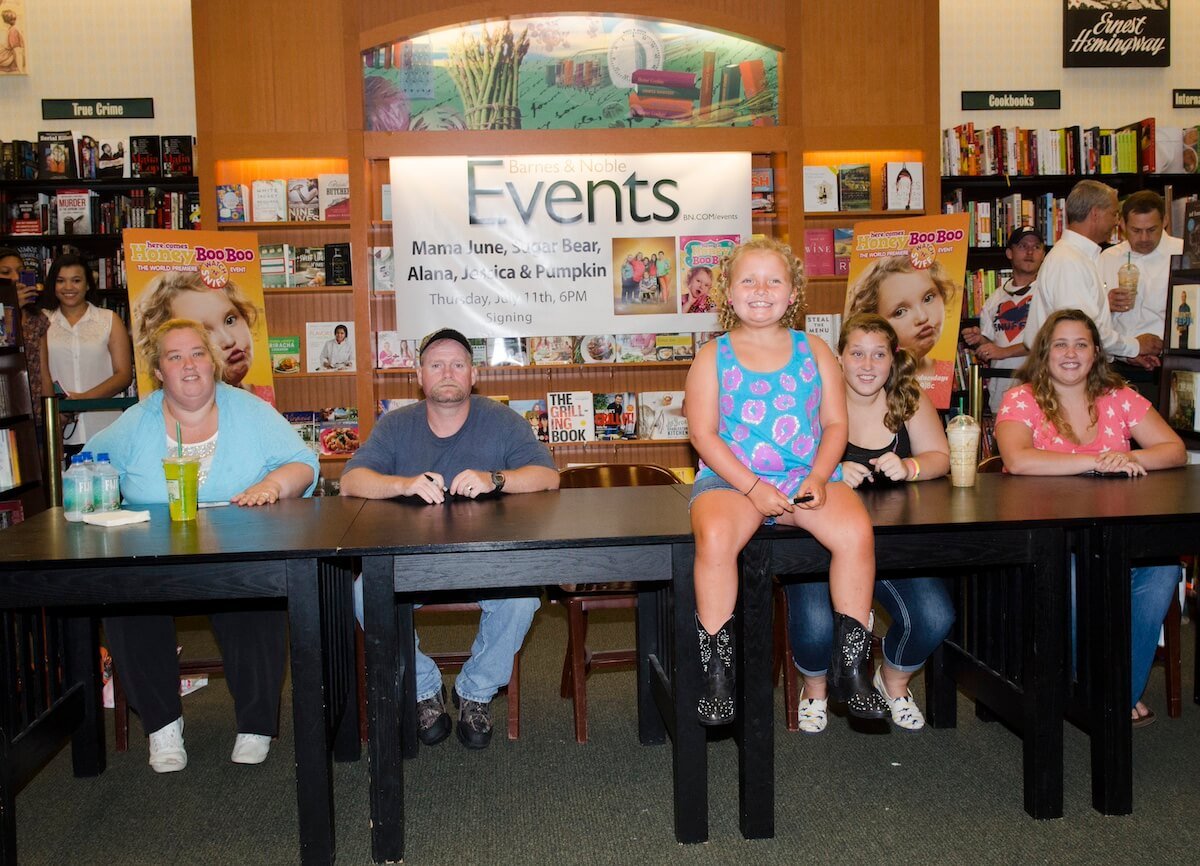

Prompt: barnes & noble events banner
[389,152,746,338]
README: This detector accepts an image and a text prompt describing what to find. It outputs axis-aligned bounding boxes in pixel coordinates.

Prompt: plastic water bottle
[63,454,95,522]
[92,452,121,512]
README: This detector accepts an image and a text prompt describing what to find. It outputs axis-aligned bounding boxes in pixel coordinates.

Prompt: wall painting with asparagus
[361,15,780,132]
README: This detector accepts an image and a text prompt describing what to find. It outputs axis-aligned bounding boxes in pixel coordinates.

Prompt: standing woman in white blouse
[42,253,133,455]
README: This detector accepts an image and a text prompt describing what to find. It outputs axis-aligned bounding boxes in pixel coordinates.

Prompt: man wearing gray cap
[342,327,559,749]
[962,226,1044,413]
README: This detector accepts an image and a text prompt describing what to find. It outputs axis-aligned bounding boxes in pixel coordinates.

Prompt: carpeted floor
[14,604,1200,864]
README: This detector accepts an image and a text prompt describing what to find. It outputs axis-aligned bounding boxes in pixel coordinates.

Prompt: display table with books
[0,496,365,866]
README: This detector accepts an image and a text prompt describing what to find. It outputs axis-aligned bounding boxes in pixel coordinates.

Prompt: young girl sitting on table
[786,313,953,732]
[996,308,1186,727]
[685,238,888,726]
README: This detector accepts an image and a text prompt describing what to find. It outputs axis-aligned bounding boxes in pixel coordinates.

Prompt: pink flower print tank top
[696,329,839,497]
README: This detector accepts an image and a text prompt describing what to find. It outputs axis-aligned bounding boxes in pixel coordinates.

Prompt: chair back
[558,463,680,489]
[977,455,1004,473]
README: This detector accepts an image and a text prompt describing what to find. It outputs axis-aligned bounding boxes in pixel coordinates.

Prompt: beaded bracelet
[907,457,921,481]
[745,478,761,496]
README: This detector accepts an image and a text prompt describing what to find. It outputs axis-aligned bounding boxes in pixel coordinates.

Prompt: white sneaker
[148,717,187,773]
[873,667,925,731]
[796,689,828,734]
[231,733,272,765]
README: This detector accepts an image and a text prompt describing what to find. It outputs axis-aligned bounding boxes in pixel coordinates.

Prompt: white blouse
[46,303,121,445]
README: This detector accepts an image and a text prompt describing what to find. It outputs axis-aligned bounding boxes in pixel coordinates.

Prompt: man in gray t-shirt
[342,328,558,749]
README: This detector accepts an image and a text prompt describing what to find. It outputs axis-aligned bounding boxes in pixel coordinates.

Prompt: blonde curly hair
[133,270,259,373]
[846,255,956,323]
[838,313,922,434]
[711,237,806,331]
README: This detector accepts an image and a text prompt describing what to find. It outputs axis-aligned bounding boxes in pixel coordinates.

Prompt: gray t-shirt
[346,395,555,480]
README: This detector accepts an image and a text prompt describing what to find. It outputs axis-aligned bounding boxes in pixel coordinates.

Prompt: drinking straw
[176,421,183,458]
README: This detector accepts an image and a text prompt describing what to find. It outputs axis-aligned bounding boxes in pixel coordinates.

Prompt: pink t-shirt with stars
[996,383,1150,454]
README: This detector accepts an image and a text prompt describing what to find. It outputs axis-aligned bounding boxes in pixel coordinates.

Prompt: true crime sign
[41,98,155,120]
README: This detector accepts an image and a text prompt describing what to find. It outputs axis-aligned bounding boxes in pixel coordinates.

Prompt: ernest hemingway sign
[1063,1,1169,69]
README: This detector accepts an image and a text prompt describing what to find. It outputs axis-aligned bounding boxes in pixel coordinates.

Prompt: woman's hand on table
[871,452,910,482]
[839,461,871,489]
[232,480,283,507]
[1093,451,1146,477]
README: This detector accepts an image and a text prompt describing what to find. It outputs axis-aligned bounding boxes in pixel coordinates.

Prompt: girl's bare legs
[690,490,763,725]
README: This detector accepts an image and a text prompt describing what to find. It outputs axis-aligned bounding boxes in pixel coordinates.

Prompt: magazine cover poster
[843,213,970,409]
[124,229,275,405]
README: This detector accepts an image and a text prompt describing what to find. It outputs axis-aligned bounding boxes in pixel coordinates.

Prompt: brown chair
[554,463,680,743]
[412,602,523,740]
[979,454,1182,718]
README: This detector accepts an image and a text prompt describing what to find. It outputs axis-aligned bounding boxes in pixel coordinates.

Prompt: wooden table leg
[362,555,404,863]
[670,541,708,844]
[636,580,666,746]
[1022,529,1065,820]
[1088,525,1133,815]
[327,559,361,764]
[285,559,336,864]
[736,538,774,840]
[65,614,104,778]
[923,642,957,728]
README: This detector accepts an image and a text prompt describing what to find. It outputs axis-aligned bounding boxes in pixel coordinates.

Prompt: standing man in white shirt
[1024,180,1162,368]
[962,226,1044,413]
[1098,190,1181,395]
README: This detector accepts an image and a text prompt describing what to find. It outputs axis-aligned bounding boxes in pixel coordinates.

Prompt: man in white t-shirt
[962,226,1044,413]
[1099,190,1182,351]
[1024,180,1162,368]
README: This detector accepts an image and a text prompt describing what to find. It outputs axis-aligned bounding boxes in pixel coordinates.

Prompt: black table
[0,497,364,865]
[1066,465,1200,815]
[339,486,697,863]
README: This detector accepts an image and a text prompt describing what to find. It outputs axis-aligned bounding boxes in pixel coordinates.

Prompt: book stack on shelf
[534,389,688,445]
[0,132,195,181]
[371,332,703,371]
[942,187,1064,249]
[282,408,360,458]
[217,173,349,224]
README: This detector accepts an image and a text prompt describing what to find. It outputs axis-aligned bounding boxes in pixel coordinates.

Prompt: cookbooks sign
[1063,0,1169,68]
[389,152,745,338]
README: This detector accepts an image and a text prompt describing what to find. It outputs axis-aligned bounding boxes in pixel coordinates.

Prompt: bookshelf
[191,0,943,471]
[0,280,46,521]
[0,176,199,320]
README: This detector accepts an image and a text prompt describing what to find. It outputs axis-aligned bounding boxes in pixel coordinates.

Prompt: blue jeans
[785,575,955,675]
[353,576,540,704]
[1069,561,1180,708]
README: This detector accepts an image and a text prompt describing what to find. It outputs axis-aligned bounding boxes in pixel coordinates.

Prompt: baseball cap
[1007,227,1044,249]
[418,327,473,360]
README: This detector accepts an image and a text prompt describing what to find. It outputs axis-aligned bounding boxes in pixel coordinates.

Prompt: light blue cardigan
[86,383,319,506]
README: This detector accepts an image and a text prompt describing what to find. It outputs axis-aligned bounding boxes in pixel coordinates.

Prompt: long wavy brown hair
[1014,308,1126,444]
[838,312,922,433]
[711,237,806,331]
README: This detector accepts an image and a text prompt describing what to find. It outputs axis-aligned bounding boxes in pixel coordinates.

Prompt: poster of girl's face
[0,1,28,76]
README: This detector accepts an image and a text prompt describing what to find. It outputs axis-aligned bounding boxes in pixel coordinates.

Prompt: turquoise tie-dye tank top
[696,329,840,497]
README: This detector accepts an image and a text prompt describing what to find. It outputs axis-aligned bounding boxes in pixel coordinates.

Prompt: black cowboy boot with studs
[696,613,735,726]
[827,611,889,719]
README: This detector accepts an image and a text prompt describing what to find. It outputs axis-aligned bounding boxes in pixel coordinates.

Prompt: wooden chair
[554,463,679,743]
[978,454,1182,718]
[412,601,523,740]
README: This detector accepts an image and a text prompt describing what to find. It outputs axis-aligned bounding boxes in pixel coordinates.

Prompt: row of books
[962,268,1014,320]
[367,333,707,371]
[0,429,25,491]
[268,322,359,375]
[260,243,351,288]
[803,163,925,213]
[1,187,199,236]
[942,189,1066,249]
[0,375,25,417]
[217,176,349,223]
[941,121,1148,178]
[802,228,853,277]
[527,391,689,443]
[0,132,194,181]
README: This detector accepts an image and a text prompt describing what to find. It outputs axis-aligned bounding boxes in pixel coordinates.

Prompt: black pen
[423,472,448,491]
